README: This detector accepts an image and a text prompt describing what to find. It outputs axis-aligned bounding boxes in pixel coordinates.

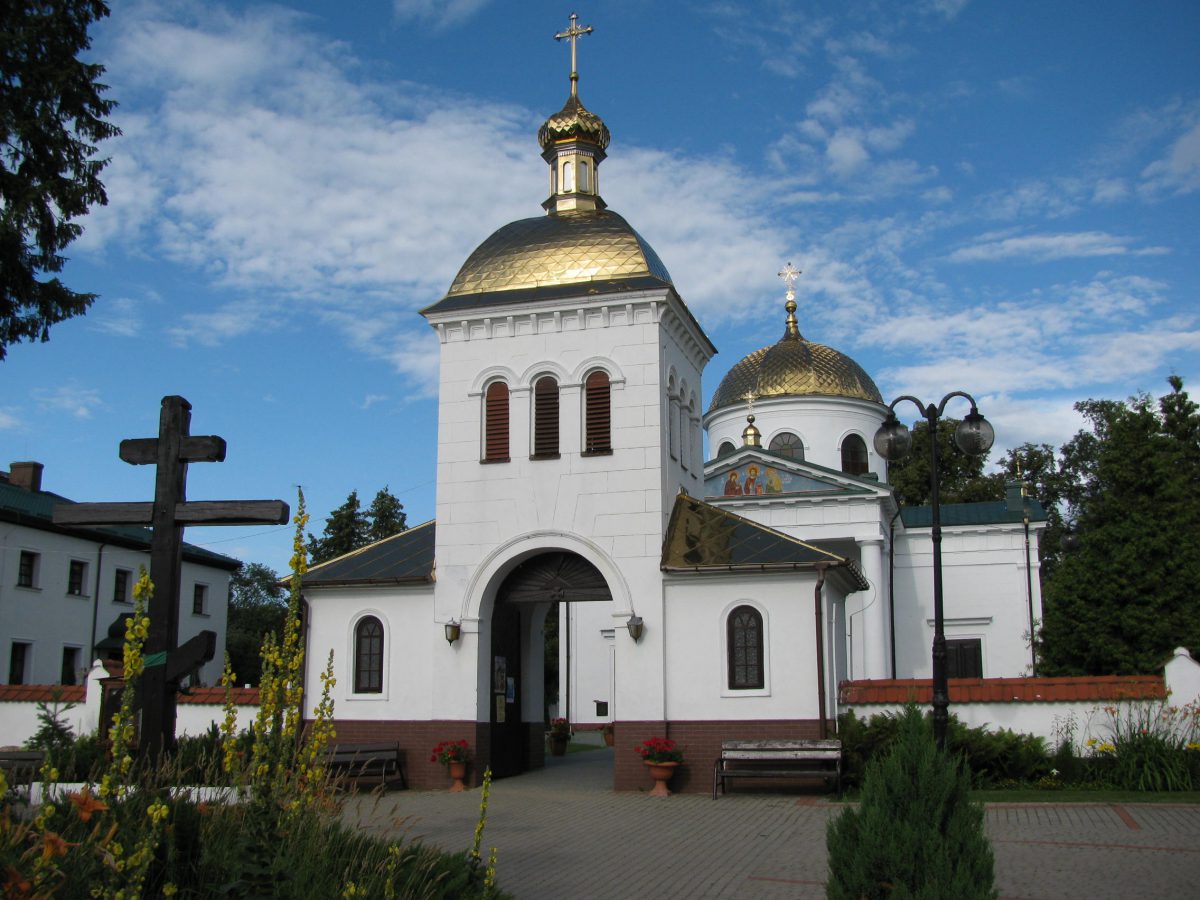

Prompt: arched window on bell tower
[533,375,561,458]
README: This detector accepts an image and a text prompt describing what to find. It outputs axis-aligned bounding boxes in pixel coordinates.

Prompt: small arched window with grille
[354,616,384,694]
[718,440,736,457]
[533,375,560,458]
[727,605,764,690]
[841,433,869,476]
[483,381,510,462]
[583,370,611,454]
[769,431,804,460]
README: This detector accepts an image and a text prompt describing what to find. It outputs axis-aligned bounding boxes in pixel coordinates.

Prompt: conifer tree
[826,705,996,899]
[366,486,407,543]
[308,490,369,564]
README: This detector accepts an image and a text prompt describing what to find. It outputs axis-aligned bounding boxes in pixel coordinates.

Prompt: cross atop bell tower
[555,12,594,97]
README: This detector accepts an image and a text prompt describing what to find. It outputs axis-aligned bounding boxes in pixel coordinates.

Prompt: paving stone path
[343,745,1200,899]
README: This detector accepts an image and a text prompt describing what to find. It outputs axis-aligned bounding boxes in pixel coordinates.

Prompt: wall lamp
[626,615,644,643]
[444,619,461,645]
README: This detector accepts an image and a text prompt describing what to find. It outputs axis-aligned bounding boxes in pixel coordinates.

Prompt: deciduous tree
[885,418,1004,507]
[226,562,286,685]
[1,0,119,359]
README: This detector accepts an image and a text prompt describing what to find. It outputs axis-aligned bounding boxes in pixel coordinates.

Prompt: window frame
[483,380,511,463]
[582,369,612,455]
[9,642,30,685]
[726,604,766,692]
[17,551,39,589]
[531,375,560,459]
[68,559,88,596]
[353,615,385,695]
[113,568,132,603]
[945,638,983,679]
[61,646,81,686]
[192,583,209,616]
[840,433,869,476]
[768,431,805,460]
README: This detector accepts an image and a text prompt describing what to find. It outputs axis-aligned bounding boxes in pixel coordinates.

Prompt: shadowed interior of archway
[499,551,611,604]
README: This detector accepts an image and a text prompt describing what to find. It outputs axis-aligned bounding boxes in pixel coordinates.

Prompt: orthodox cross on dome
[778,261,804,338]
[742,389,757,418]
[778,261,802,301]
[555,12,594,96]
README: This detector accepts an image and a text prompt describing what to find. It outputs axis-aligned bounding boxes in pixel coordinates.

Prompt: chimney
[9,461,44,492]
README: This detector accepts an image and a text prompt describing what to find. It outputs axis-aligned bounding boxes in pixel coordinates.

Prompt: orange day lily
[69,787,108,823]
[40,831,74,862]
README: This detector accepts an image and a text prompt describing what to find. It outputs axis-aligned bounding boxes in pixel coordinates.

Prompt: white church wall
[704,395,887,479]
[303,585,435,721]
[560,600,616,726]
[893,524,1042,679]
[662,573,829,721]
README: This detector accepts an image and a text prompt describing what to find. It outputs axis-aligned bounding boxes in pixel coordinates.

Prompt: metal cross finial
[778,262,802,300]
[555,12,594,96]
[742,390,756,417]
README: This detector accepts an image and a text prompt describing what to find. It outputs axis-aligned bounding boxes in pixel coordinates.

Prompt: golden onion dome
[443,208,672,298]
[538,94,611,152]
[708,300,882,412]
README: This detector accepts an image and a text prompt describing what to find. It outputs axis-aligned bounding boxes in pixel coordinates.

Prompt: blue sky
[4,0,1198,575]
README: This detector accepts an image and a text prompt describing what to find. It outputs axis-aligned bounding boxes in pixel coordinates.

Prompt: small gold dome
[443,208,672,299]
[709,312,882,412]
[538,94,611,152]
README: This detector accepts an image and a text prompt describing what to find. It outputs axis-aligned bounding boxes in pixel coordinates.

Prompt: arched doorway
[489,551,612,778]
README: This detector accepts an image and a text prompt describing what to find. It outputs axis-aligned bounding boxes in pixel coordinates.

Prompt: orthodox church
[301,24,1045,792]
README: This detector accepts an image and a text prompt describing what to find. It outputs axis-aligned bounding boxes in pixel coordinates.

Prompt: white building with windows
[0,461,239,688]
[300,44,1045,793]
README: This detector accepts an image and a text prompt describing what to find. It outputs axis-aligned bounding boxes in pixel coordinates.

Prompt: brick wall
[325,719,487,790]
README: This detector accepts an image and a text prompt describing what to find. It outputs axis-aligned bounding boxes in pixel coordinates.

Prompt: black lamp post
[874,391,994,750]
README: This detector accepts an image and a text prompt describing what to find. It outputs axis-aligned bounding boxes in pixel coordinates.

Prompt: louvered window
[484,381,510,462]
[727,605,764,690]
[533,376,560,458]
[583,370,611,453]
[841,433,869,476]
[354,616,384,693]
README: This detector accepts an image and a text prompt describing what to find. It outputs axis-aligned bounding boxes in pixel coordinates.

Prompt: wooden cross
[54,395,289,761]
[555,12,594,95]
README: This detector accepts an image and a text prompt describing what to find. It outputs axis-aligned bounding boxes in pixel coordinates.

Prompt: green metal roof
[302,522,436,587]
[0,480,241,570]
[900,499,1048,528]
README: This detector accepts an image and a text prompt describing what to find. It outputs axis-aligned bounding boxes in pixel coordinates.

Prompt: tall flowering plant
[431,740,470,766]
[634,737,684,764]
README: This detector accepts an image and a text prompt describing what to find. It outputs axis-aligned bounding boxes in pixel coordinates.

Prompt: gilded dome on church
[443,208,672,298]
[538,94,611,151]
[708,302,882,412]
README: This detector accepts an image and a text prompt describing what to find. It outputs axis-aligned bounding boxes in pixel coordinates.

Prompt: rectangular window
[484,381,510,462]
[532,376,560,458]
[946,638,983,679]
[113,569,131,603]
[9,642,29,685]
[68,560,87,595]
[193,584,208,616]
[61,647,81,685]
[17,551,38,588]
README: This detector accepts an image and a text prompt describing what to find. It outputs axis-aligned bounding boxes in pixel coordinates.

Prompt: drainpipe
[1023,513,1036,675]
[813,563,829,739]
[887,507,902,679]
[90,543,107,665]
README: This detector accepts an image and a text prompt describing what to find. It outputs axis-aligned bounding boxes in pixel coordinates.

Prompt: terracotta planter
[447,760,467,792]
[549,734,569,757]
[602,730,615,747]
[644,760,678,797]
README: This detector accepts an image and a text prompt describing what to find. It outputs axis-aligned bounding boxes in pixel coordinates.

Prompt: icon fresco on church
[706,461,842,499]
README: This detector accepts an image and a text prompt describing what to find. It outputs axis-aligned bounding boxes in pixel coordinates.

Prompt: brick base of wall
[324,717,830,794]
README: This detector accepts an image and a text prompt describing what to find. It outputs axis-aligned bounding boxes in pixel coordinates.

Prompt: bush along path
[0,490,507,899]
[827,704,997,900]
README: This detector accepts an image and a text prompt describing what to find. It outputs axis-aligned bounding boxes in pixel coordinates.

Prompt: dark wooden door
[489,598,524,778]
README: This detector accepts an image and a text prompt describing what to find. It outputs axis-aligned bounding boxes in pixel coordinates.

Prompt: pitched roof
[900,498,1048,528]
[302,522,436,587]
[661,493,869,589]
[0,480,240,570]
[838,675,1165,705]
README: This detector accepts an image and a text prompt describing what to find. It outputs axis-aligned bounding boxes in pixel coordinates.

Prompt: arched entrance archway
[489,551,612,778]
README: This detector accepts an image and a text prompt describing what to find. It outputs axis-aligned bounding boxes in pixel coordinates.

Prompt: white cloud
[393,0,493,30]
[0,408,20,431]
[89,297,142,337]
[945,231,1159,263]
[361,394,387,410]
[33,386,104,420]
[1141,119,1200,196]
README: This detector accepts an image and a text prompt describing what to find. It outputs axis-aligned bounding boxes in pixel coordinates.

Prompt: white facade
[1,465,237,688]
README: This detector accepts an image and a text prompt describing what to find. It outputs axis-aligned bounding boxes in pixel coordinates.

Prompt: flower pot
[644,760,678,797]
[447,760,467,792]
[549,734,569,757]
[602,730,614,747]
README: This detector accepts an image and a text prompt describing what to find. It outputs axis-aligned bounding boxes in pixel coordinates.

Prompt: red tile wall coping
[0,685,86,703]
[838,675,1166,705]
[178,687,260,705]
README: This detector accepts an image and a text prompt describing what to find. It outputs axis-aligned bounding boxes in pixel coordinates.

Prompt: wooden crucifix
[53,395,289,761]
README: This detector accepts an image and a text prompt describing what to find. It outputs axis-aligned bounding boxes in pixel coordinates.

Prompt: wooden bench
[712,739,841,799]
[0,750,47,788]
[323,742,406,790]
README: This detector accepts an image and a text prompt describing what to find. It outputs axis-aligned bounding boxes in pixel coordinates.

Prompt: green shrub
[1090,701,1198,791]
[827,705,997,899]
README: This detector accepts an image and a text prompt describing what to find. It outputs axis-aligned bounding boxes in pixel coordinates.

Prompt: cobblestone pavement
[343,746,1200,899]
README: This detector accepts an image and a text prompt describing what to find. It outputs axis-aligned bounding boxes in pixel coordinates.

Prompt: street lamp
[874,391,994,750]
